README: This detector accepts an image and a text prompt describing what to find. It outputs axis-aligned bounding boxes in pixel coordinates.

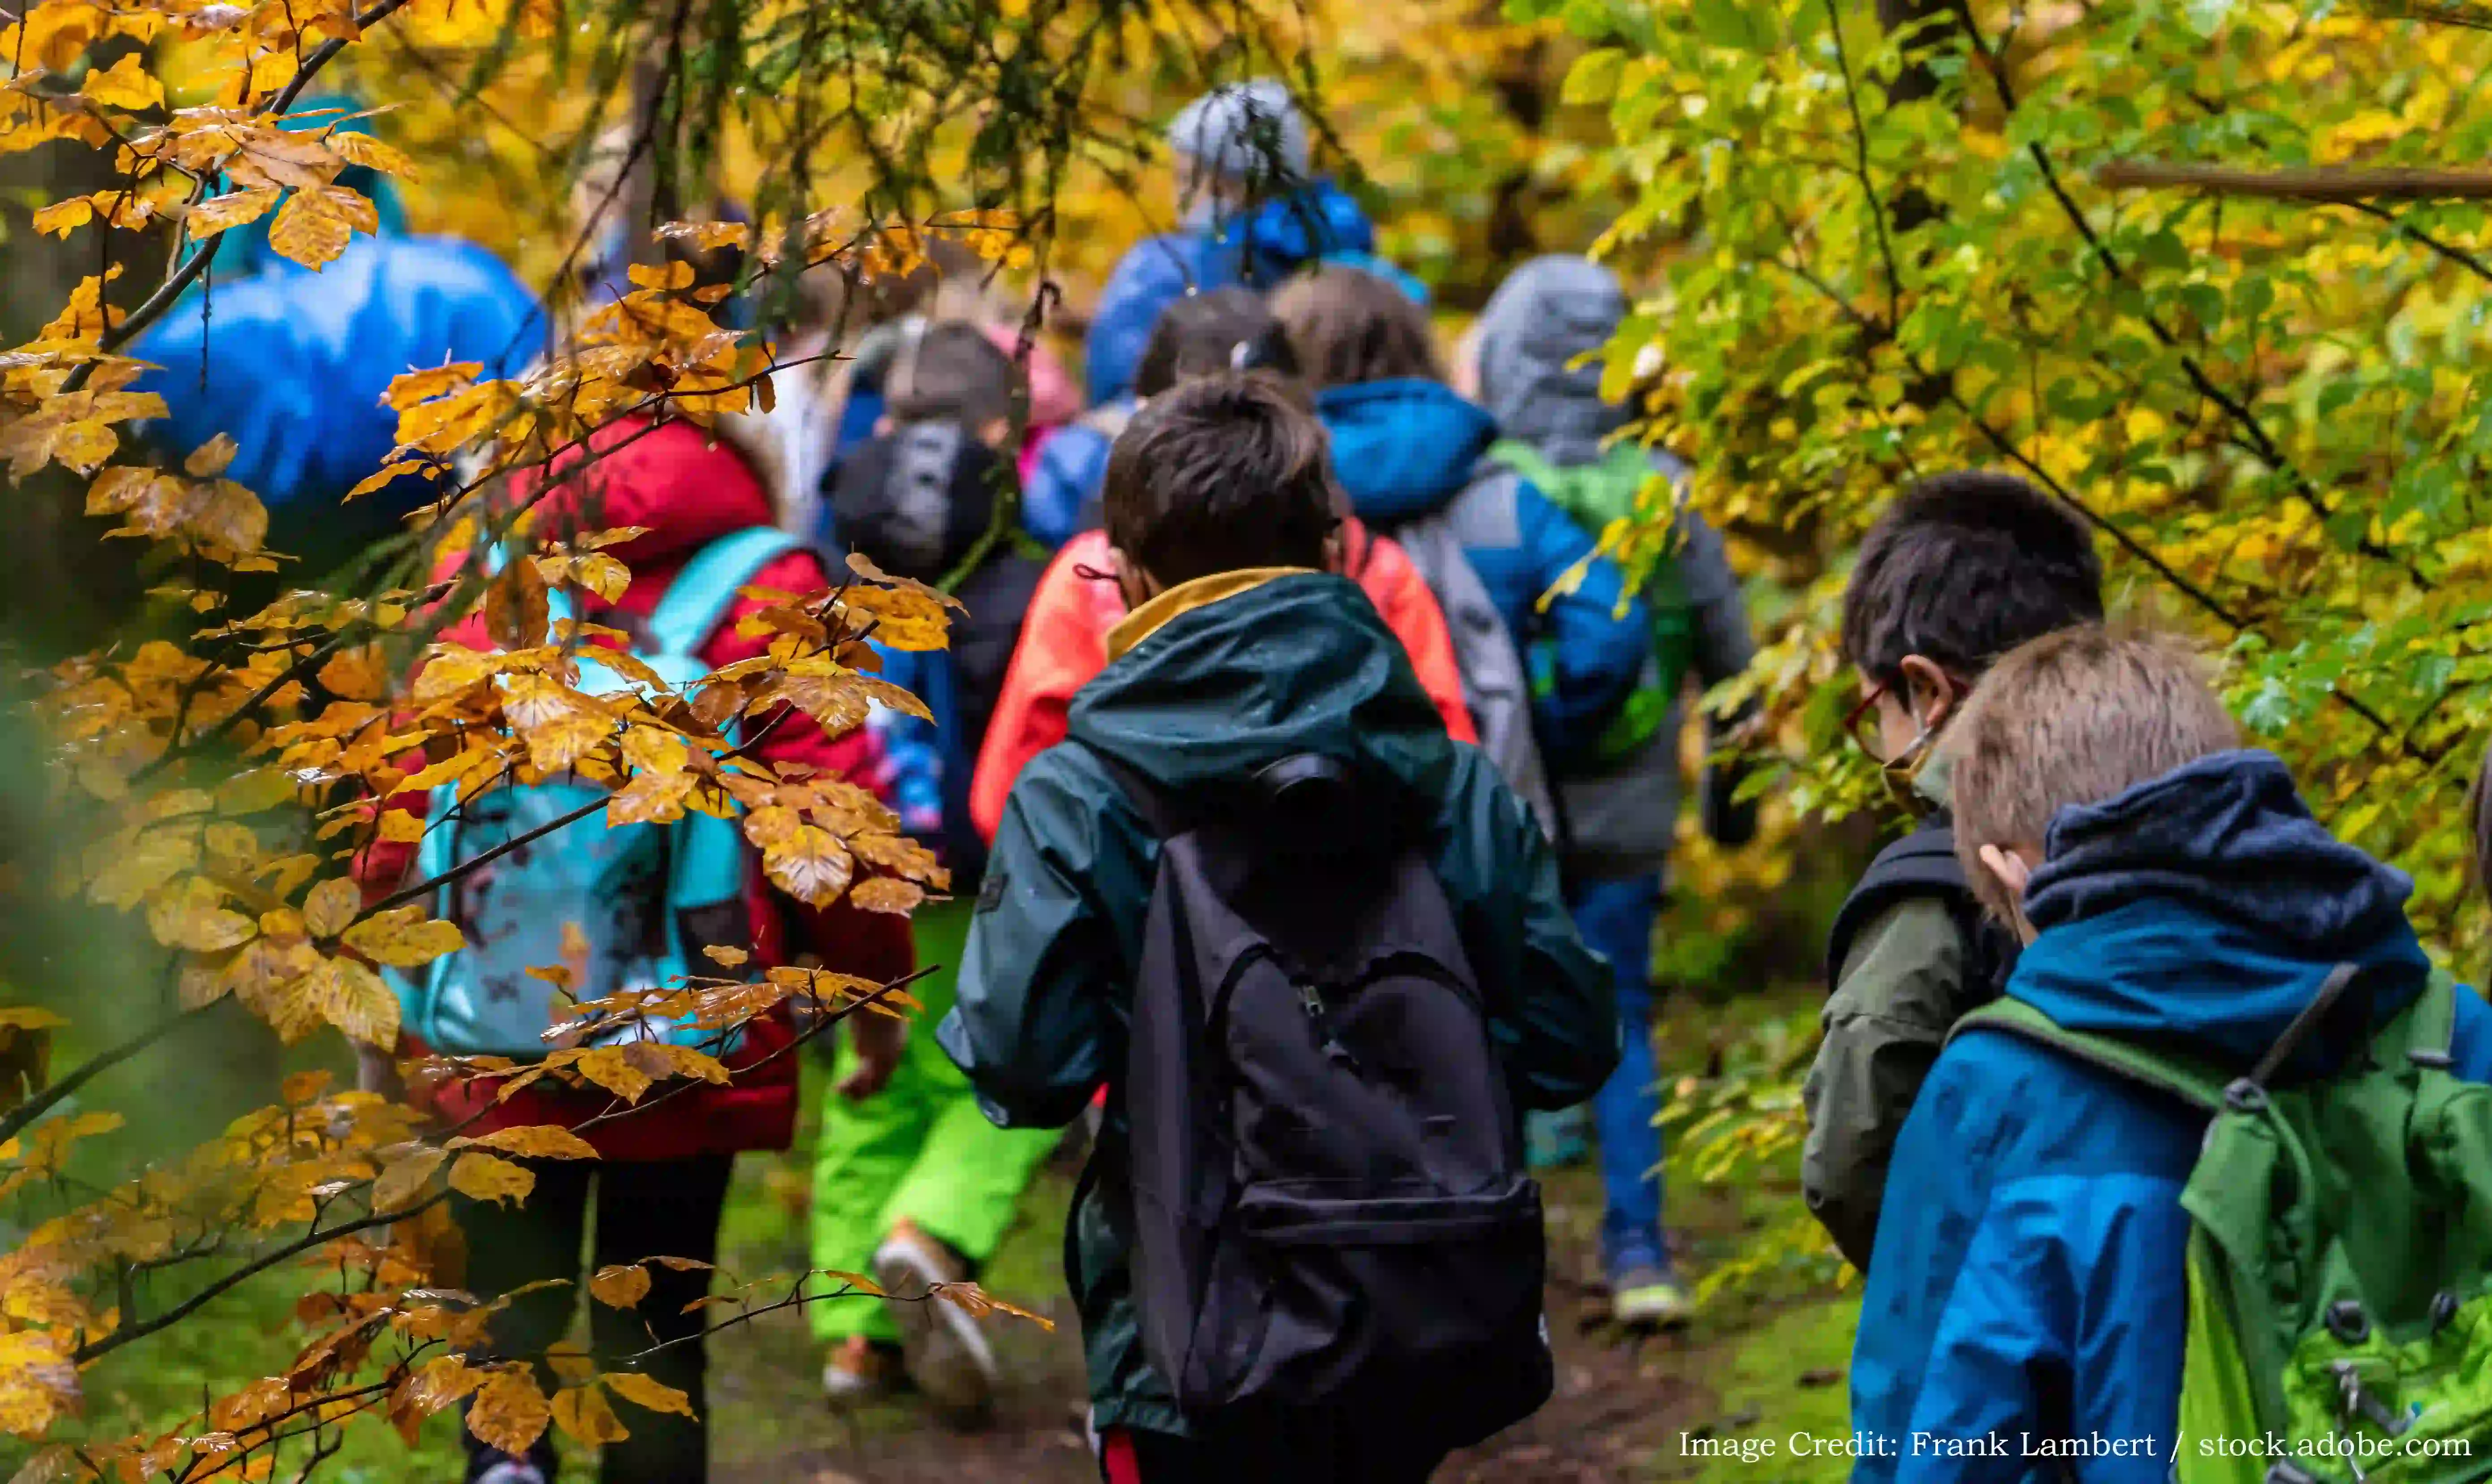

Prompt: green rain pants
[806,897,1061,1345]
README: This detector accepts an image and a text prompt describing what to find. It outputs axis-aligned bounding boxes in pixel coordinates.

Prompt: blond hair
[1945,625,2238,922]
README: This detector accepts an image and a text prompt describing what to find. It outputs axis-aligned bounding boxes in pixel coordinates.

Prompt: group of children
[1804,481,2492,1479]
[339,69,2492,1484]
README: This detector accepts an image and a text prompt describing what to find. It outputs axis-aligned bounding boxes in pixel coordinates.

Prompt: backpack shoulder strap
[1825,813,1974,989]
[1486,439,1563,493]
[1442,462,1525,551]
[645,527,805,658]
[1950,997,2229,1114]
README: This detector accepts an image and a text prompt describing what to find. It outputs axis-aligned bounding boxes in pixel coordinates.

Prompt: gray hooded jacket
[1474,255,1758,878]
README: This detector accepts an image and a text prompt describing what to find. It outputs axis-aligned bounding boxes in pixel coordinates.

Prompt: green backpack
[1955,966,2492,1484]
[1486,440,1693,764]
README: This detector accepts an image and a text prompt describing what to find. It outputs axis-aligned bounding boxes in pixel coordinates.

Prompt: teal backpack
[388,527,802,1059]
[1956,966,2492,1484]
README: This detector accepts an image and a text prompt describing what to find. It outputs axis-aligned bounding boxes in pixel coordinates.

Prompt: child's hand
[838,1008,907,1101]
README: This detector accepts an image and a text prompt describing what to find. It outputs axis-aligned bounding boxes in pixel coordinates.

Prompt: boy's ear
[1976,843,2033,901]
[1898,653,1961,729]
[873,414,895,436]
[978,417,1013,450]
[1109,546,1159,610]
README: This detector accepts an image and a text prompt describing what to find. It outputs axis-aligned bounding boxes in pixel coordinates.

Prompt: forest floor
[38,987,1858,1484]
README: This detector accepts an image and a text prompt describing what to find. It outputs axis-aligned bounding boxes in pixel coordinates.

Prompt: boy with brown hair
[943,372,1616,1481]
[1848,626,2492,1480]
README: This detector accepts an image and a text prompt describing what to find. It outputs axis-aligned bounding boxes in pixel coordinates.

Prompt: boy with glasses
[1802,472,2103,1270]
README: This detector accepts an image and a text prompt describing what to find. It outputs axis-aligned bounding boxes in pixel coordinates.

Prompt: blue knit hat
[1169,79,1308,192]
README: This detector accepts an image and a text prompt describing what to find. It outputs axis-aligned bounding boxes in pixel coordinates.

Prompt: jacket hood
[525,415,777,568]
[1474,255,1629,467]
[1067,571,1457,800]
[1193,180,1376,288]
[2009,750,2430,1077]
[1315,380,1499,521]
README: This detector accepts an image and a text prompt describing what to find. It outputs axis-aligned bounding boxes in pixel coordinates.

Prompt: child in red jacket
[359,414,910,1484]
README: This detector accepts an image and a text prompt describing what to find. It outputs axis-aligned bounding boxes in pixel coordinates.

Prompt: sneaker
[1524,1106,1591,1170]
[1610,1265,1694,1329]
[821,1335,906,1405]
[874,1218,999,1415]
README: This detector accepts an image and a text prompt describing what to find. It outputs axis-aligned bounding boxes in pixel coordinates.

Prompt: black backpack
[1103,751,1553,1443]
[1823,809,2019,1002]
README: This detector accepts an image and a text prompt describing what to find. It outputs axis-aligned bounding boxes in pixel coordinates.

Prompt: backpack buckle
[2223,1078,2270,1114]
[2409,1048,2456,1070]
[2326,1301,2372,1345]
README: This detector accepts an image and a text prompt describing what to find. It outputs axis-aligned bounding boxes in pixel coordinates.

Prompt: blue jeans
[1568,873,1667,1277]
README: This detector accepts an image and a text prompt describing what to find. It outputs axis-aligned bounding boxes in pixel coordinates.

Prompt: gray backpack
[1391,466,1559,839]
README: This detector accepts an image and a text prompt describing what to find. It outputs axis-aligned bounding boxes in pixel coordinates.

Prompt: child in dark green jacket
[939,373,1616,1481]
[1803,473,2103,1270]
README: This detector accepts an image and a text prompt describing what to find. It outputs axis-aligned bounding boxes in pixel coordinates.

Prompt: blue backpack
[388,527,801,1059]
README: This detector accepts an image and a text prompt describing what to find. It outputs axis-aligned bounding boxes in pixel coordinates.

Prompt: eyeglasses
[1843,681,1893,763]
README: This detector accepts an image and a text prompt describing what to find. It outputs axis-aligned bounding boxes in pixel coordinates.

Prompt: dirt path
[713,1176,1709,1484]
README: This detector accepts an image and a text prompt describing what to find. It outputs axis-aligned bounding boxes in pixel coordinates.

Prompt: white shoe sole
[874,1236,999,1414]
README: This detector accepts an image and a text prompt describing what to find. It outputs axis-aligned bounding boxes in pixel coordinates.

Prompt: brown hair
[1268,265,1443,390]
[1944,625,2238,923]
[1103,372,1340,587]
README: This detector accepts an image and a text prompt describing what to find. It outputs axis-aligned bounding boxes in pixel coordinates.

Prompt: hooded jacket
[355,414,912,1162]
[1472,255,1757,873]
[1849,751,2492,1482]
[939,571,1615,1434]
[131,107,543,574]
[1084,181,1379,408]
[966,526,1478,846]
[1315,377,1649,767]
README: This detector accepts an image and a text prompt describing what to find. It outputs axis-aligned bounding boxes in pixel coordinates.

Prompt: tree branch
[0,1005,197,1149]
[2099,160,2492,199]
[58,0,423,395]
[72,1192,450,1365]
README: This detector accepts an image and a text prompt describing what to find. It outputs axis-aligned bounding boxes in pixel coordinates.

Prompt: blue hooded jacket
[1082,181,1402,408]
[1315,377,1650,764]
[1849,750,2492,1484]
[130,105,544,571]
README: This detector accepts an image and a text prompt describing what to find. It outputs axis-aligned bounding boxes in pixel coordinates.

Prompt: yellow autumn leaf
[303,877,362,938]
[839,584,954,650]
[329,129,419,180]
[216,768,298,815]
[763,825,853,907]
[552,1383,630,1446]
[486,552,551,650]
[342,908,465,967]
[0,1008,67,1032]
[568,1045,654,1103]
[376,808,428,843]
[318,646,390,702]
[184,433,239,479]
[701,945,748,968]
[312,954,400,1046]
[467,1366,552,1456]
[267,183,380,271]
[602,1371,695,1418]
[587,1263,652,1309]
[0,1329,79,1437]
[459,1125,598,1160]
[372,1146,446,1211]
[606,769,694,826]
[847,876,926,915]
[446,1152,535,1207]
[146,877,259,953]
[82,52,165,111]
[187,185,283,239]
